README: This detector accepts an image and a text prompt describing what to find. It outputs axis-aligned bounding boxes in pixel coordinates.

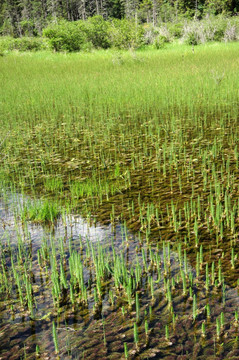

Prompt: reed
[193,294,197,321]
[52,321,59,354]
[165,325,169,341]
[124,342,129,359]
[201,321,206,338]
[134,322,139,351]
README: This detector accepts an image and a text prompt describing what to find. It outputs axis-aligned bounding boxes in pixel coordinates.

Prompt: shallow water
[0,192,239,359]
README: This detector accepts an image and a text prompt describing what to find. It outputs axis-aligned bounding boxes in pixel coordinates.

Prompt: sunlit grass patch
[21,200,60,223]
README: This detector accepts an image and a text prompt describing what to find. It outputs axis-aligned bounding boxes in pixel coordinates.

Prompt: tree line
[1,0,239,37]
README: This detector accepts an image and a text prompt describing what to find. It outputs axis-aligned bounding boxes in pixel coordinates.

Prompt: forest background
[0,0,239,51]
[1,0,239,52]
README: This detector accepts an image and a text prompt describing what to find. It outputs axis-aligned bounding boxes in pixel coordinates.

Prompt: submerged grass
[0,42,239,359]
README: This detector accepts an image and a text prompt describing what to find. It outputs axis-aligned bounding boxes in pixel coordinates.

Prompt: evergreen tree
[0,0,238,36]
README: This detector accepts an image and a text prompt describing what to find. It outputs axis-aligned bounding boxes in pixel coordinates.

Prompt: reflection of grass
[21,200,60,223]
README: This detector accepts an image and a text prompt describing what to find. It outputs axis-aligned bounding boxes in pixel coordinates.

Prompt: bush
[184,31,200,45]
[202,15,227,41]
[154,35,170,49]
[143,24,160,45]
[43,16,111,52]
[182,21,204,44]
[80,41,94,52]
[182,16,239,45]
[167,22,184,38]
[43,20,88,52]
[0,36,48,52]
[85,16,111,49]
[213,28,225,41]
[224,21,238,41]
[108,19,145,49]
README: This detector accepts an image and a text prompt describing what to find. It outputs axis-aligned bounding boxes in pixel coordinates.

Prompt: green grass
[21,200,60,223]
[1,43,239,202]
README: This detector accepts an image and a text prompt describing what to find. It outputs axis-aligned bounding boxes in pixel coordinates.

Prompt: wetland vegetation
[1,41,239,359]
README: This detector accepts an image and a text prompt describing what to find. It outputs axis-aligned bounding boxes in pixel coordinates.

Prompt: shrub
[182,21,203,45]
[154,35,170,49]
[213,28,225,41]
[81,41,94,52]
[143,24,160,45]
[185,31,200,45]
[43,16,111,52]
[202,15,227,41]
[182,16,239,45]
[224,21,238,41]
[108,19,145,49]
[0,36,48,52]
[167,22,184,38]
[85,16,111,49]
[43,20,88,52]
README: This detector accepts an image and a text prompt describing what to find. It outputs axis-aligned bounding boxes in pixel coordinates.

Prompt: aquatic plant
[52,321,59,354]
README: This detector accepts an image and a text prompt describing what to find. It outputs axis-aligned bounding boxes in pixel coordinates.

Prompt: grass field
[0,43,239,359]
